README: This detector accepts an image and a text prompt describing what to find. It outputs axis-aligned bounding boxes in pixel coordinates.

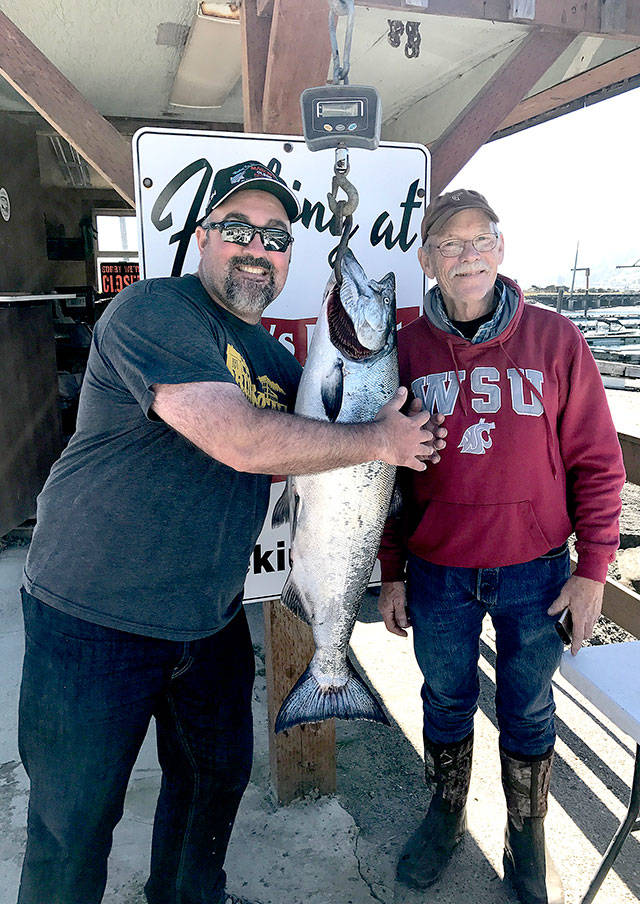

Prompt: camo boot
[501,747,565,904]
[396,731,473,889]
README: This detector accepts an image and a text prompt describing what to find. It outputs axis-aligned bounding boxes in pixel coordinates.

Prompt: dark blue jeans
[17,589,255,904]
[406,546,569,757]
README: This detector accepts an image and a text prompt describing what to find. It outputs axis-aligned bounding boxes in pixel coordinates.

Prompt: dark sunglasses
[202,220,294,253]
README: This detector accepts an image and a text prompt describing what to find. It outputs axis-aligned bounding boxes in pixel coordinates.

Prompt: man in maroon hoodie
[378,189,625,904]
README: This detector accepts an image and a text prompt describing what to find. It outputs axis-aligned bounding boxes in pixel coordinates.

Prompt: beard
[222,254,277,317]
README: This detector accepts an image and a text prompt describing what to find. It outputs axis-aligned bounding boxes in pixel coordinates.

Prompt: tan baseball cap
[421,189,499,244]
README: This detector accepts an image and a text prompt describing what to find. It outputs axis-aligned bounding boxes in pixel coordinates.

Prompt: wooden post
[239,0,337,804]
[263,600,336,804]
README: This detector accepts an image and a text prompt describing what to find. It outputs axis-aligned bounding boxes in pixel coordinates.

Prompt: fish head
[328,249,397,361]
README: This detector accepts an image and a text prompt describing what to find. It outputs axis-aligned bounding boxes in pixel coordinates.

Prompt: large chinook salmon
[272,248,398,733]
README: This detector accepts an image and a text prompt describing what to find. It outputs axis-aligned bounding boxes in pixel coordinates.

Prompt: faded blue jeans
[406,546,569,757]
[17,589,255,904]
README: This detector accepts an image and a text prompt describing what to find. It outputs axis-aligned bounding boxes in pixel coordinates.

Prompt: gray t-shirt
[24,274,301,639]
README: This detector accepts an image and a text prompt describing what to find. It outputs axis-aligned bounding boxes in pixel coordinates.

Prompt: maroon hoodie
[379,275,625,583]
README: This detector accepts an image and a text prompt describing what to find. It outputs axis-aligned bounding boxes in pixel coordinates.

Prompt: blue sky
[448,85,640,291]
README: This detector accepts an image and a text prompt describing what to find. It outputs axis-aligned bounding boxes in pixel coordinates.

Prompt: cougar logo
[458,418,495,455]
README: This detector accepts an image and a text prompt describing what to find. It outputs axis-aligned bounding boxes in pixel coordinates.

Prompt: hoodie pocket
[408,498,552,568]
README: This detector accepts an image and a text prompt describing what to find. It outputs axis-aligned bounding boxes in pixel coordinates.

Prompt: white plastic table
[560,642,640,904]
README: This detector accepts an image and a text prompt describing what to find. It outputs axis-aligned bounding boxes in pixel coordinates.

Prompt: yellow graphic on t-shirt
[226,344,288,411]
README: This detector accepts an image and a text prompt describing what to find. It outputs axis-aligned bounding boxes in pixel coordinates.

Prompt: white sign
[133,128,430,601]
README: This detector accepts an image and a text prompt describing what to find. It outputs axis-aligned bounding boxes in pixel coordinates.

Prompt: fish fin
[321,359,344,422]
[274,658,390,733]
[271,478,291,528]
[280,576,310,624]
[388,481,403,517]
[290,489,300,545]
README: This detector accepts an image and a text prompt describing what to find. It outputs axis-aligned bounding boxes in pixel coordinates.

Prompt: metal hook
[327,172,359,236]
[328,215,353,283]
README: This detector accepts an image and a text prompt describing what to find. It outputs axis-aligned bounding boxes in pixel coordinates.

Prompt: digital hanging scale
[300,85,382,152]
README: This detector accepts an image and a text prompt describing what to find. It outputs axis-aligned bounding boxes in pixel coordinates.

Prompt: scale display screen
[301,85,381,151]
[317,100,363,118]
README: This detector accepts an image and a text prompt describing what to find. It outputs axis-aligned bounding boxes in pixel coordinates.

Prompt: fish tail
[274,659,390,733]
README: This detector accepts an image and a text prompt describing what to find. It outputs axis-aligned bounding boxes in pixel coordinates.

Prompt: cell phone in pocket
[555,608,573,645]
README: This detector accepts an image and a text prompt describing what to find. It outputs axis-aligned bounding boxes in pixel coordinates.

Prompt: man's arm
[547,328,625,655]
[556,330,625,583]
[152,381,445,475]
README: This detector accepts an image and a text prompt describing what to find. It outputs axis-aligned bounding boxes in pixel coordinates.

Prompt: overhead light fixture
[169,2,241,109]
[200,2,239,18]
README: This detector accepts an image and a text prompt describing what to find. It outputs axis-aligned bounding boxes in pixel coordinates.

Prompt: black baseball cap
[200,160,300,224]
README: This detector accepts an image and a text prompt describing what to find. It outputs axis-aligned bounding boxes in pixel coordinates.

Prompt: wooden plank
[241,0,273,132]
[353,0,640,38]
[0,302,62,536]
[262,0,332,135]
[620,432,640,487]
[602,576,640,639]
[264,599,336,804]
[497,47,640,133]
[0,10,134,207]
[429,28,574,197]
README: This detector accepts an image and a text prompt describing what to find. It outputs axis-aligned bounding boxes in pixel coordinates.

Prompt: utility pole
[569,241,579,307]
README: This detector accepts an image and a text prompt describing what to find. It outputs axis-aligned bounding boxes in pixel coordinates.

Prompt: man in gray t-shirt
[18,160,444,904]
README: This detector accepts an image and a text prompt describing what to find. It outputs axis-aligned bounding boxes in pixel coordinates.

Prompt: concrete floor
[1,544,639,904]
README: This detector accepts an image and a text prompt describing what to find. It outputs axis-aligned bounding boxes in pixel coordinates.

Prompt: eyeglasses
[430,232,499,258]
[201,220,294,252]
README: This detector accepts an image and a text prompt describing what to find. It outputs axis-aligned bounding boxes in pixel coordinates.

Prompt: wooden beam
[429,28,574,197]
[620,432,640,487]
[262,0,332,135]
[258,0,336,802]
[353,0,640,39]
[602,576,640,638]
[0,10,134,207]
[497,47,640,133]
[241,0,273,132]
[264,601,336,804]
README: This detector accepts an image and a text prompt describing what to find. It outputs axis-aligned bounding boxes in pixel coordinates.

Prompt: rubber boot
[501,747,565,904]
[396,731,473,889]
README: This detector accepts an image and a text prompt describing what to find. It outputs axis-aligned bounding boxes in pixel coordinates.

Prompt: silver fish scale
[286,269,399,692]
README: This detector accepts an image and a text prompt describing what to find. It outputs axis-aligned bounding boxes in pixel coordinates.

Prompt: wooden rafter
[353,0,640,40]
[241,0,273,132]
[429,28,574,196]
[496,46,640,134]
[262,0,332,135]
[0,11,134,207]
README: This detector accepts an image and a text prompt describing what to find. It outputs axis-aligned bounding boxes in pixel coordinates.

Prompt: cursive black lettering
[151,159,213,276]
[370,179,421,251]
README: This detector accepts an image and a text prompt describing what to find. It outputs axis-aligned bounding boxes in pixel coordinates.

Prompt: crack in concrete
[354,829,389,904]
